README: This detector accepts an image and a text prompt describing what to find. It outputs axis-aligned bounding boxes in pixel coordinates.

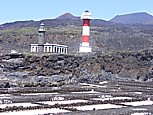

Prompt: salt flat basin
[99,81,108,84]
[80,83,107,88]
[0,100,88,108]
[134,92,142,95]
[0,94,11,99]
[92,96,132,101]
[1,108,70,115]
[71,89,100,94]
[73,104,122,110]
[0,94,12,97]
[0,102,39,108]
[132,108,147,111]
[131,112,151,115]
[122,100,153,106]
[21,92,59,96]
[38,99,88,105]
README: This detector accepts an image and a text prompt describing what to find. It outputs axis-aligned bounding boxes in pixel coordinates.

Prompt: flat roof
[30,43,68,47]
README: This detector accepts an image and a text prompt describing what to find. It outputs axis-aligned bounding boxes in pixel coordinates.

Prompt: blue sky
[0,0,153,24]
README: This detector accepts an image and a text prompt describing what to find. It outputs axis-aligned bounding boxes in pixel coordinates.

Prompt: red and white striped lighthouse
[79,10,92,52]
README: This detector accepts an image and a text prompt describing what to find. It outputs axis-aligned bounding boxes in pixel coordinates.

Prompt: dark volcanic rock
[0,82,10,88]
[1,50,153,87]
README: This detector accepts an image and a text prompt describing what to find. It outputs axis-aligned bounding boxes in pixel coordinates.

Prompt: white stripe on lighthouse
[82,26,90,36]
[82,42,89,47]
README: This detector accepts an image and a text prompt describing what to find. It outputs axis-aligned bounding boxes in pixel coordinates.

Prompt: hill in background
[55,13,80,20]
[110,12,153,24]
[0,13,112,30]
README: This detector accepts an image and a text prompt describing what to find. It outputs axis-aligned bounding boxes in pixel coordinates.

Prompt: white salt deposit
[21,92,58,96]
[73,104,122,110]
[0,94,11,99]
[0,94,11,97]
[0,96,10,99]
[131,112,151,115]
[80,83,107,88]
[71,89,100,94]
[0,100,88,109]
[71,91,100,94]
[92,96,132,101]
[38,99,88,105]
[132,108,147,111]
[1,108,70,115]
[134,92,142,95]
[99,81,108,84]
[122,100,153,106]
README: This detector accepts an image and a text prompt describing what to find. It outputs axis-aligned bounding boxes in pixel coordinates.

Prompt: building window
[54,46,57,53]
[49,47,51,52]
[36,47,38,52]
[32,47,34,52]
[45,47,47,52]
[61,48,64,53]
[57,47,59,53]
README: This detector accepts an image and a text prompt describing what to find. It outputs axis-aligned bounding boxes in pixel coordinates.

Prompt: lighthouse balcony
[81,15,92,19]
[81,11,92,19]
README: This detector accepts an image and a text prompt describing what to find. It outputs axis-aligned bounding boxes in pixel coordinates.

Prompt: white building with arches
[30,43,68,53]
[30,23,68,54]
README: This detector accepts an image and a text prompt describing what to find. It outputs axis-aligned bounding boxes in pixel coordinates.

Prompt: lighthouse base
[79,46,91,52]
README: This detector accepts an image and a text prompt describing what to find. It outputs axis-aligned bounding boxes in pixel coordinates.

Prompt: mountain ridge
[55,13,80,20]
[0,13,112,30]
[110,12,153,24]
[1,12,153,30]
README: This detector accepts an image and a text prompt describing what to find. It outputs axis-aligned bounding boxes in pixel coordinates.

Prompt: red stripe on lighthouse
[82,36,89,42]
[82,19,90,46]
[83,19,90,26]
[82,19,90,44]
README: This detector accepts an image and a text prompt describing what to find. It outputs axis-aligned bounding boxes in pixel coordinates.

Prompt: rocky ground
[1,50,153,114]
[1,24,153,54]
[1,50,153,88]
